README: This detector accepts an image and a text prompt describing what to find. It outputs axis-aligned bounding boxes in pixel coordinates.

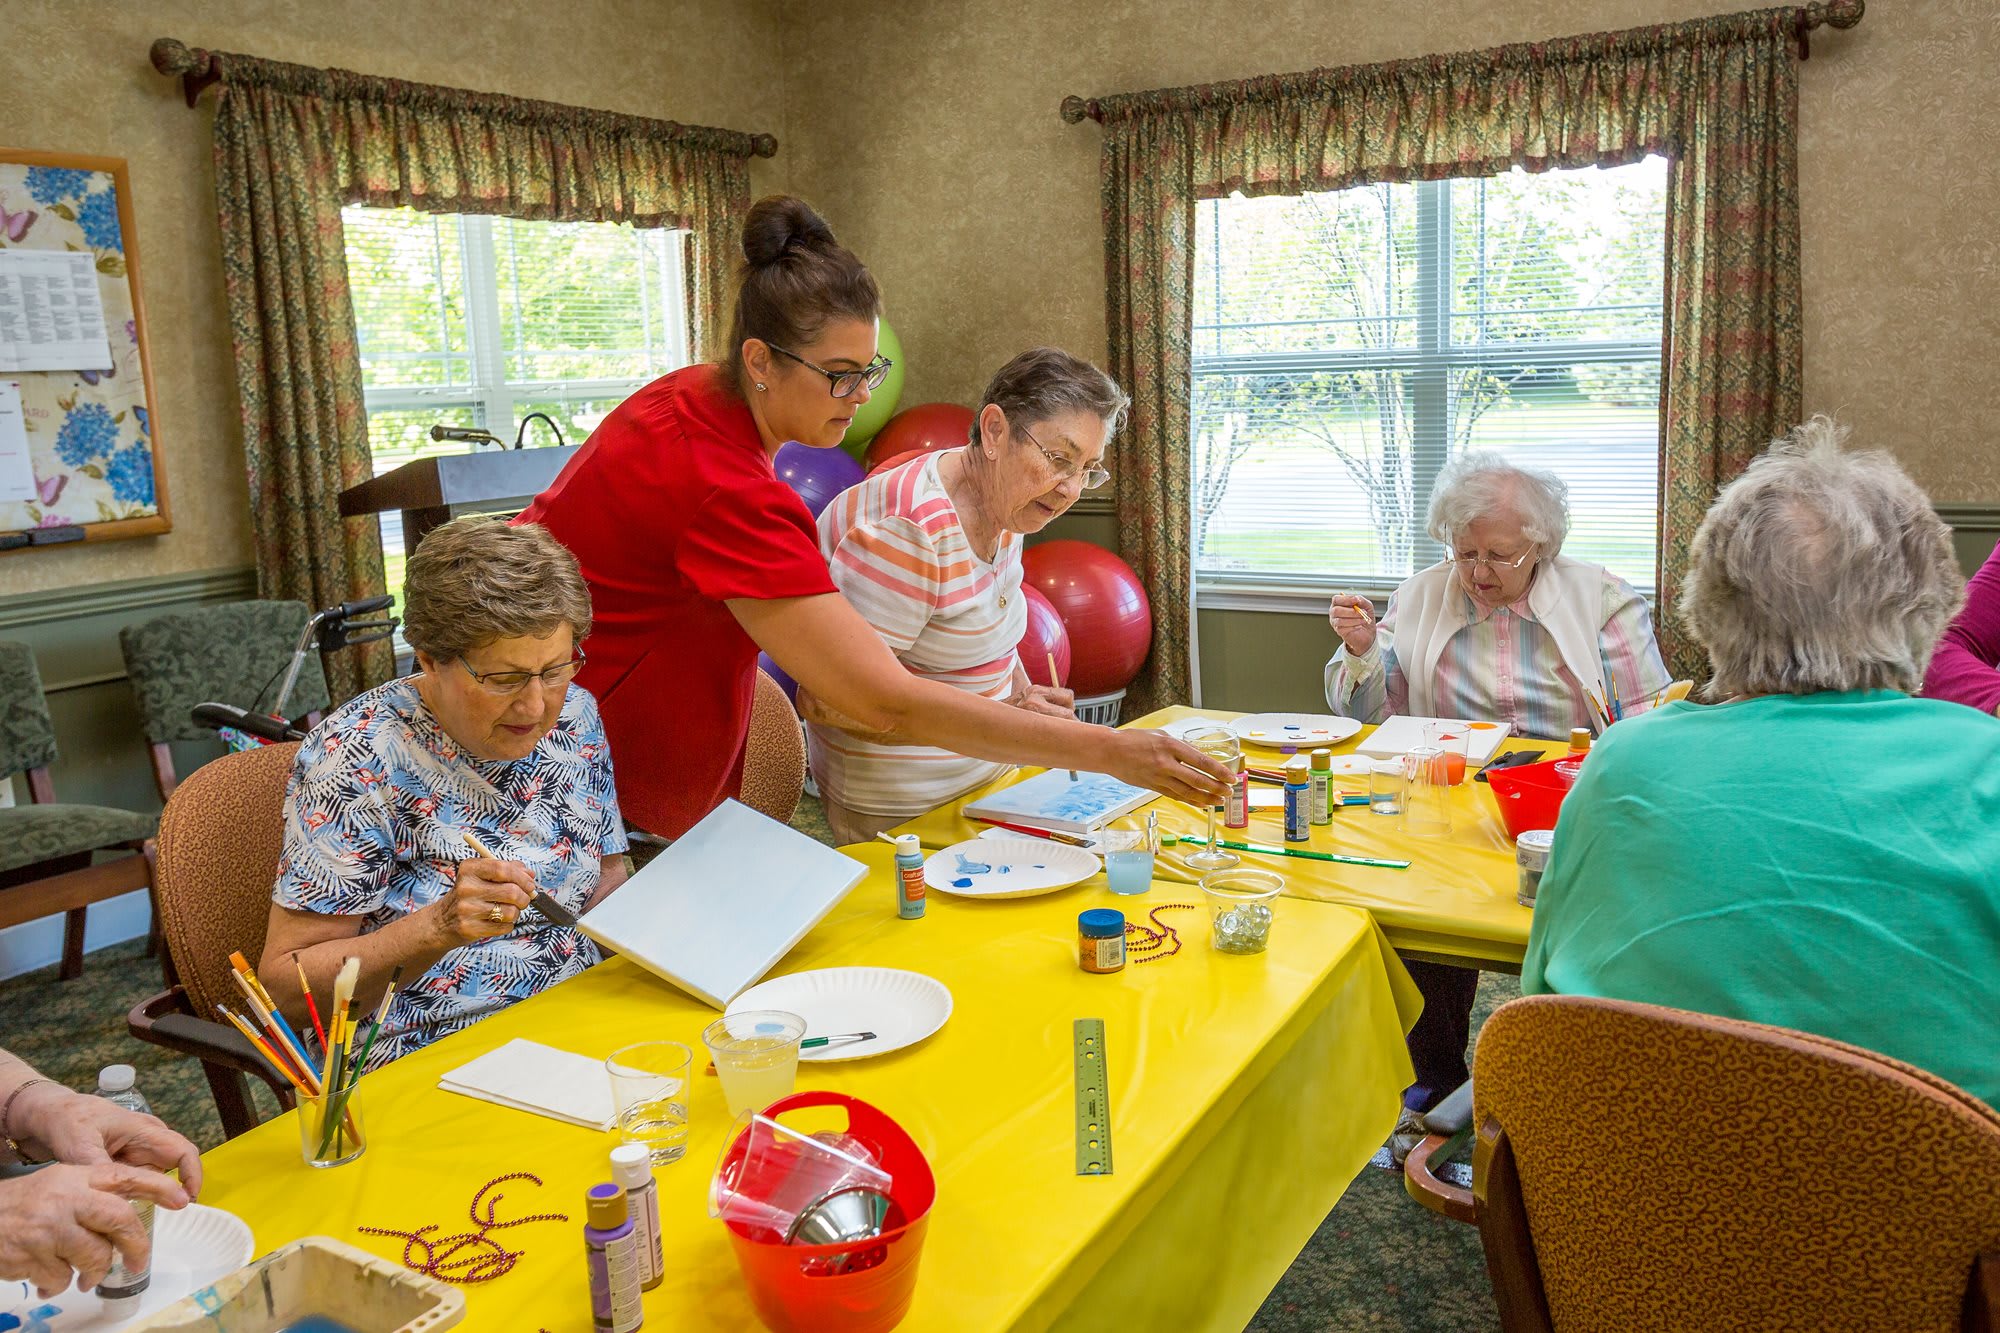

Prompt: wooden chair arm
[128,988,295,1102]
[1405,1130,1478,1224]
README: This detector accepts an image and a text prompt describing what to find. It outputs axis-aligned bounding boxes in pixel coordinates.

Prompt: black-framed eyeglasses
[1443,545,1536,572]
[458,650,586,696]
[1018,424,1111,491]
[768,344,894,399]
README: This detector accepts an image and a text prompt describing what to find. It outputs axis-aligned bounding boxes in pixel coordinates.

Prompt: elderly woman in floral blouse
[258,517,629,1067]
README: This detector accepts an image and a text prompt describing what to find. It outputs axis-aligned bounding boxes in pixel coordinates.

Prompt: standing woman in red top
[520,197,1229,837]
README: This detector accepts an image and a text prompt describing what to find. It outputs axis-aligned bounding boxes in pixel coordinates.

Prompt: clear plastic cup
[1404,745,1454,838]
[1200,867,1283,955]
[1369,760,1407,816]
[299,1084,364,1168]
[1101,826,1155,896]
[710,1109,893,1244]
[703,1011,806,1118]
[606,1040,692,1165]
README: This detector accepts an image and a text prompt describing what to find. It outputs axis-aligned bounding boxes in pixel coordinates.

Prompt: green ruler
[1073,1018,1112,1176]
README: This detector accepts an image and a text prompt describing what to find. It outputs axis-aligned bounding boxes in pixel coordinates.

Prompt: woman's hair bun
[742,195,838,268]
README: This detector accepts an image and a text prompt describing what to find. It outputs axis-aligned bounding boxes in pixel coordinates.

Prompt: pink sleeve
[1923,542,2000,714]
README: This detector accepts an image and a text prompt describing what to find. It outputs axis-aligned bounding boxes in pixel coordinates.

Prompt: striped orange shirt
[810,451,1025,817]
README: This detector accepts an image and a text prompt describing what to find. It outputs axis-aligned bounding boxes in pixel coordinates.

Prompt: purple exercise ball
[774,441,865,518]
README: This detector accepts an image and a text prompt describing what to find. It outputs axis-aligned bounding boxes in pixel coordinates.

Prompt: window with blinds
[340,206,689,598]
[1191,157,1668,595]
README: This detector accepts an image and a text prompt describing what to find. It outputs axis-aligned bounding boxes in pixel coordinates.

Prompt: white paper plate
[4,1203,254,1329]
[1229,713,1363,749]
[923,837,1099,899]
[729,967,953,1062]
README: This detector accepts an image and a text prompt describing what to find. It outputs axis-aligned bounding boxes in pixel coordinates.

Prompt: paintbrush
[1046,651,1076,781]
[460,829,578,927]
[970,816,1096,847]
[315,958,360,1157]
[1177,833,1410,871]
[231,951,316,1068]
[292,954,327,1051]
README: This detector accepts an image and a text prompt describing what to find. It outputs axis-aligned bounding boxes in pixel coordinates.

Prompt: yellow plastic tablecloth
[891,706,1561,969]
[195,844,1420,1332]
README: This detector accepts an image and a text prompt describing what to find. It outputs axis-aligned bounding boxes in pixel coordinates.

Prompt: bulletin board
[0,149,171,552]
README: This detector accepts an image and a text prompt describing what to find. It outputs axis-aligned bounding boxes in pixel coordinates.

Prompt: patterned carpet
[0,794,1512,1331]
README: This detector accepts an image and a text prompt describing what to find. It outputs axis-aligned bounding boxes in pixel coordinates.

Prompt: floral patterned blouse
[272,676,627,1067]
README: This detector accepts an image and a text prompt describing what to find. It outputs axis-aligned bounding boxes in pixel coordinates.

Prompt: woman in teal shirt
[1524,418,2000,1107]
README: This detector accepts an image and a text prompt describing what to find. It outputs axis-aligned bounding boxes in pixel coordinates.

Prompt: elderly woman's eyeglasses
[768,344,894,399]
[1018,424,1111,490]
[1444,546,1536,572]
[458,650,587,696]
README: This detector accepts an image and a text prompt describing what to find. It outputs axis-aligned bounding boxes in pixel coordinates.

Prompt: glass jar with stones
[1199,868,1284,955]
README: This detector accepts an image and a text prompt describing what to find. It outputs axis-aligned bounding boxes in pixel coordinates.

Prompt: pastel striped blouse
[810,451,1025,817]
[1325,572,1669,742]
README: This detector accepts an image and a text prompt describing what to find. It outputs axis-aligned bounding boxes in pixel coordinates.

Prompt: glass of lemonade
[702,1011,807,1118]
[606,1040,693,1165]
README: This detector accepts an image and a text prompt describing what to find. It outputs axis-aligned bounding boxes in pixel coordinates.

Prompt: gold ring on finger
[486,906,507,924]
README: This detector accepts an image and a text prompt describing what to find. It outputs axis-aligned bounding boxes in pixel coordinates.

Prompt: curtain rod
[148,37,779,159]
[1058,0,1864,126]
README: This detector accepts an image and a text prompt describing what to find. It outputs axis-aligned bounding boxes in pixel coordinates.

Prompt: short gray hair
[1425,451,1570,558]
[1679,416,1963,698]
[403,517,593,663]
[971,347,1130,448]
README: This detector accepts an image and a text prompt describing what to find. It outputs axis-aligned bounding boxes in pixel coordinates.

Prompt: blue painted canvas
[962,769,1156,833]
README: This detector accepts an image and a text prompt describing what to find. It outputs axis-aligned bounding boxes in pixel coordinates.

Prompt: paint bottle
[1568,727,1593,756]
[95,1066,155,1305]
[584,1182,645,1333]
[1283,757,1311,842]
[1308,749,1333,825]
[1223,754,1250,829]
[608,1144,663,1292]
[1078,908,1127,973]
[893,833,926,920]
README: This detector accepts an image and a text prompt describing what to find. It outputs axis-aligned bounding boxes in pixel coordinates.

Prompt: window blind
[1191,157,1668,594]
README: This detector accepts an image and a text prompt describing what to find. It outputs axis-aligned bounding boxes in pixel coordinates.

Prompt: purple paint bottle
[584,1181,645,1332]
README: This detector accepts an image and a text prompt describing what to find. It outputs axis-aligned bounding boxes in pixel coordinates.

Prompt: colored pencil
[969,816,1096,847]
[1177,833,1410,870]
[292,955,327,1051]
[1047,652,1076,782]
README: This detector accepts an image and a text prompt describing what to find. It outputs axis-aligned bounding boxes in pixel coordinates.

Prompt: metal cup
[785,1185,896,1246]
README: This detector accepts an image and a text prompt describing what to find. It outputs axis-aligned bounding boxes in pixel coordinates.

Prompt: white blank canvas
[577,799,867,1008]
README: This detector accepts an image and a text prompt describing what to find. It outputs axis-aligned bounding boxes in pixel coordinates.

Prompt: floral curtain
[203,50,766,699]
[1080,7,1808,705]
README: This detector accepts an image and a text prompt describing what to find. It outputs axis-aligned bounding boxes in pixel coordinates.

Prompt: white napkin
[438,1037,616,1131]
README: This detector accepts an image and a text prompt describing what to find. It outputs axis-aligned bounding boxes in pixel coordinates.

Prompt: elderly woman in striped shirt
[802,348,1128,845]
[1324,450,1669,1155]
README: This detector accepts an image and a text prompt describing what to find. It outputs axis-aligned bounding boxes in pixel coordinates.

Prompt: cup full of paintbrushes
[299,1080,367,1167]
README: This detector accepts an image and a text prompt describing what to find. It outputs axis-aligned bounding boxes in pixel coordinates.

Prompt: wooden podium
[338,446,579,549]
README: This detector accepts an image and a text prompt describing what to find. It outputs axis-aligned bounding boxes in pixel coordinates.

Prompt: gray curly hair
[1425,451,1570,559]
[1678,416,1963,699]
[402,517,593,663]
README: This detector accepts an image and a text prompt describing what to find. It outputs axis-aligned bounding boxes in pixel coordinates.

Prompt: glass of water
[1369,760,1407,816]
[1101,823,1155,895]
[606,1040,692,1165]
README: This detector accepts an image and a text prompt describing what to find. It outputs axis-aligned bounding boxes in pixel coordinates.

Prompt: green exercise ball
[841,318,905,454]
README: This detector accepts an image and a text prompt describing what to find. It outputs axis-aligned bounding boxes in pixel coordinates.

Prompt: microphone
[429,425,506,447]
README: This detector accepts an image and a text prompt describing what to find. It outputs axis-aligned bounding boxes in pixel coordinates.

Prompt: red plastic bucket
[1486,757,1577,840]
[720,1092,936,1333]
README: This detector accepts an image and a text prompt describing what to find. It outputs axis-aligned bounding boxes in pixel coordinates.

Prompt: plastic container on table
[1486,757,1580,841]
[716,1092,936,1333]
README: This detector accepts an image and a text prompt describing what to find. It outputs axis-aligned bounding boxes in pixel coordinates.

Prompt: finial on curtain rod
[1796,0,1863,59]
[149,37,220,108]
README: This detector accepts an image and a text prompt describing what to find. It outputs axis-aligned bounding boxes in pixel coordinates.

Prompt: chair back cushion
[120,601,330,743]
[155,741,299,1018]
[1475,994,2000,1332]
[0,641,58,778]
[739,669,805,822]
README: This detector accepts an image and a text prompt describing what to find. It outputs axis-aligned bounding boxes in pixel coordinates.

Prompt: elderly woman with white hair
[1326,451,1670,1146]
[1326,451,1670,738]
[1524,419,2000,1107]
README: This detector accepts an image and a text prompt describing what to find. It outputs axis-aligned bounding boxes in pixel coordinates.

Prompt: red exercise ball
[1018,584,1072,689]
[1021,540,1151,696]
[866,448,929,479]
[863,402,974,473]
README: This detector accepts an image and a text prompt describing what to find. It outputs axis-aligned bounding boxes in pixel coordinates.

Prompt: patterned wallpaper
[783,0,2000,502]
[0,0,787,597]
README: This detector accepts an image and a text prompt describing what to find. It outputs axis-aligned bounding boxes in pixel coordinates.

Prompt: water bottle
[96,1065,155,1302]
